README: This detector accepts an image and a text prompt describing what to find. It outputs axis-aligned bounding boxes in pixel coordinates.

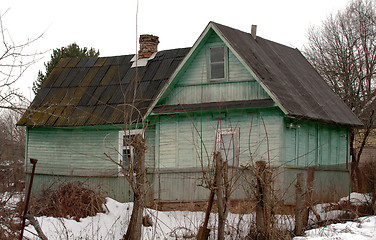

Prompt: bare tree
[0,109,25,162]
[0,9,44,112]
[0,9,43,238]
[303,0,376,190]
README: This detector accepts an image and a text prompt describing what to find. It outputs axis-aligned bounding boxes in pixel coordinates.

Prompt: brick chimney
[138,34,159,59]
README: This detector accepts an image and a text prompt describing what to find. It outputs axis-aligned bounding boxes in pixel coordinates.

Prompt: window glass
[220,133,235,164]
[210,47,225,80]
[118,130,143,172]
[210,47,224,62]
[122,148,132,169]
[216,128,238,167]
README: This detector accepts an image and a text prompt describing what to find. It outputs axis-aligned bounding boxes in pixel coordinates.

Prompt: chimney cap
[139,34,159,43]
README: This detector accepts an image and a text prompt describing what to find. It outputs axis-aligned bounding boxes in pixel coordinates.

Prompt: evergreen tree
[32,43,99,94]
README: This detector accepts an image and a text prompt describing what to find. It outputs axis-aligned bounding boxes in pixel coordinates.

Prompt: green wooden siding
[156,108,284,169]
[163,32,269,105]
[283,120,349,168]
[26,125,155,176]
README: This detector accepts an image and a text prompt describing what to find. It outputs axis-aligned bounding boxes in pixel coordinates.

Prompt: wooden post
[20,158,38,240]
[255,161,271,240]
[197,190,214,240]
[197,153,220,240]
[373,178,376,215]
[303,167,315,226]
[295,173,305,236]
[216,152,226,240]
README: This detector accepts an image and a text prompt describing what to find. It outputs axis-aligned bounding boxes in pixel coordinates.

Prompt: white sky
[2,0,349,99]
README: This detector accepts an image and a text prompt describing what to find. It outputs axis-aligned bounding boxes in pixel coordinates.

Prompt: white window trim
[215,128,239,167]
[118,129,144,175]
[208,45,228,82]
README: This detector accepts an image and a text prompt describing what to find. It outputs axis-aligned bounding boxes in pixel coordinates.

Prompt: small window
[122,137,136,169]
[118,129,143,171]
[210,46,226,80]
[216,128,239,166]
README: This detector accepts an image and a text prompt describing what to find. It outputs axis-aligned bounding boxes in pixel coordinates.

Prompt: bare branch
[0,9,45,111]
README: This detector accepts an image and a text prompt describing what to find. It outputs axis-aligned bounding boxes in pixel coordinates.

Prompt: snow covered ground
[11,193,376,239]
[295,216,376,240]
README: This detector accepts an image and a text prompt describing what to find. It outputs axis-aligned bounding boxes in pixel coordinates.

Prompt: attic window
[209,46,227,81]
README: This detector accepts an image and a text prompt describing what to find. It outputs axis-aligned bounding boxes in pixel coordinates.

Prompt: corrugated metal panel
[60,67,80,88]
[80,67,100,87]
[156,171,210,201]
[43,68,62,88]
[282,167,349,204]
[28,174,134,203]
[154,168,257,201]
[69,68,90,87]
[18,48,190,127]
[52,68,72,87]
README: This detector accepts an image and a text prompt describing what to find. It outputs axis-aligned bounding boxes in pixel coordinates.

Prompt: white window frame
[215,128,239,167]
[118,129,144,174]
[208,45,228,82]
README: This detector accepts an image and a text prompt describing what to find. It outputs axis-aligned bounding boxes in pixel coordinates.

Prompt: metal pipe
[20,158,38,240]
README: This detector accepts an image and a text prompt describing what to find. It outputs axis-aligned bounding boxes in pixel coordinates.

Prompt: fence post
[295,173,305,236]
[255,161,271,240]
[303,167,314,226]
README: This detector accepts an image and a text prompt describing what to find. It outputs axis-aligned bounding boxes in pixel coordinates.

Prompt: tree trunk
[255,161,271,240]
[215,152,229,240]
[123,134,146,240]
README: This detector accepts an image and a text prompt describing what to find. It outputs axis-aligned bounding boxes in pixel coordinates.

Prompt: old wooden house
[18,22,362,203]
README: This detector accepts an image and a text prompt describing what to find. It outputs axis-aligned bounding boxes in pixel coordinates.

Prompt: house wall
[163,32,269,105]
[152,113,351,202]
[25,125,156,202]
[281,119,350,203]
[153,107,284,201]
[283,119,349,168]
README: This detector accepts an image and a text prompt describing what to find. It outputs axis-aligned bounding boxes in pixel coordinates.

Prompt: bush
[30,181,105,221]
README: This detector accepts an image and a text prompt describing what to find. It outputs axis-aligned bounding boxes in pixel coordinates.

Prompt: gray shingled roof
[212,22,362,126]
[18,48,190,126]
[18,22,361,127]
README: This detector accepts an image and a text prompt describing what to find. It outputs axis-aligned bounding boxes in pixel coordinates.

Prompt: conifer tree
[32,43,99,94]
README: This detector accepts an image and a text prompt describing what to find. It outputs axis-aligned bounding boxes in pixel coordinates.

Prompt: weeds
[30,181,105,221]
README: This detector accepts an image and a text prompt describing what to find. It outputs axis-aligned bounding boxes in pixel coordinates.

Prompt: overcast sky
[2,0,350,99]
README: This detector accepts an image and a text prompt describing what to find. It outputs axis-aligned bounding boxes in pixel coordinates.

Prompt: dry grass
[324,198,373,219]
[147,199,257,214]
[30,181,105,221]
